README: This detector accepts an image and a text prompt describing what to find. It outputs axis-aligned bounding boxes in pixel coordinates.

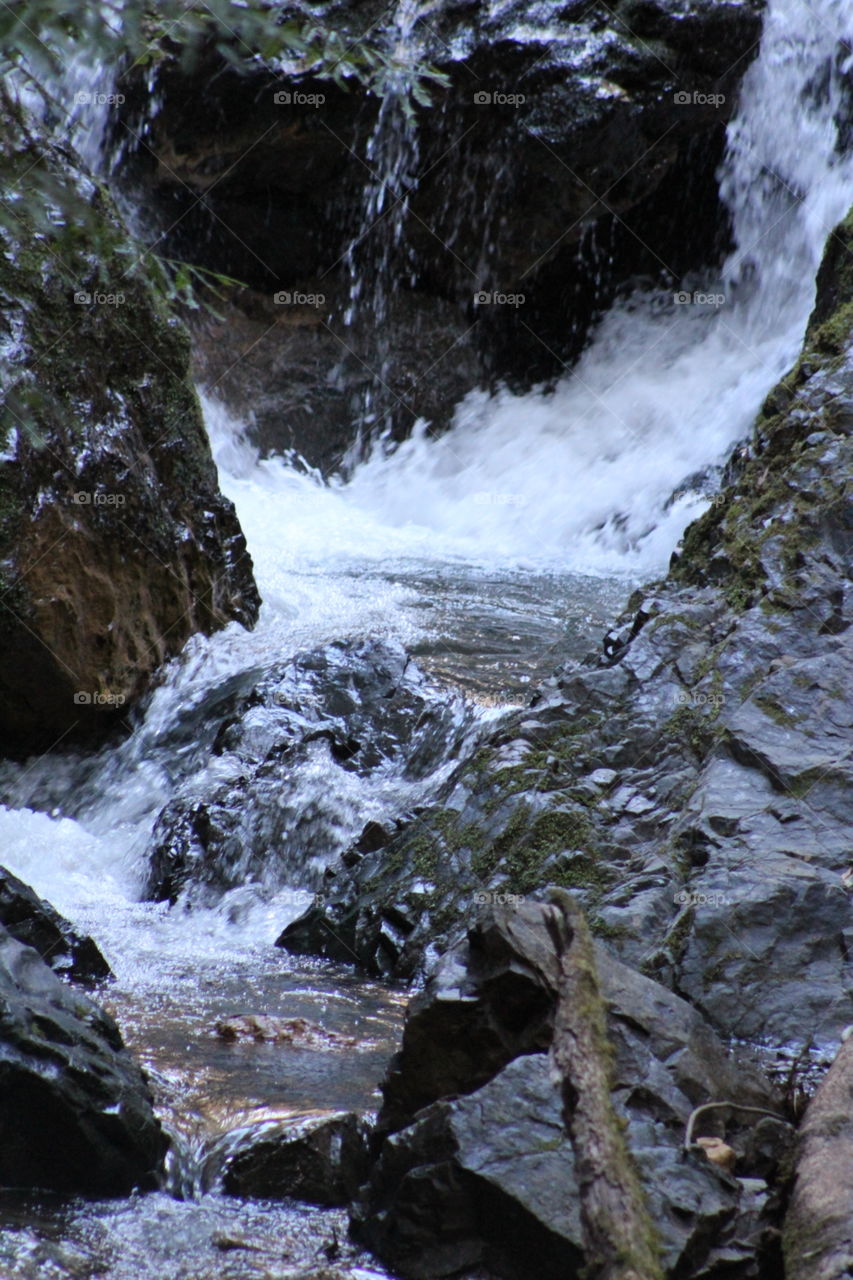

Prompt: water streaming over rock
[0,0,852,1273]
[332,0,853,571]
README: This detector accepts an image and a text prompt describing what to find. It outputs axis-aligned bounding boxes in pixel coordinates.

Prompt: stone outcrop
[0,864,111,984]
[0,97,260,757]
[0,925,167,1193]
[353,902,787,1279]
[783,1036,853,1280]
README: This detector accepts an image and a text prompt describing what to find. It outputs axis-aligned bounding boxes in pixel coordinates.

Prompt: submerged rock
[0,925,167,1194]
[0,98,260,758]
[0,864,111,984]
[354,901,786,1279]
[215,1015,359,1050]
[206,1111,369,1207]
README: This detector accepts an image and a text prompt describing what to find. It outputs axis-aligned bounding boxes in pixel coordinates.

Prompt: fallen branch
[544,890,664,1280]
[783,1037,853,1280]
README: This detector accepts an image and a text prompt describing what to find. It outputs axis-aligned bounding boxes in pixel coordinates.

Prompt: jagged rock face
[0,925,167,1194]
[353,903,786,1280]
[120,0,762,469]
[278,208,853,1053]
[0,103,260,758]
[0,864,111,984]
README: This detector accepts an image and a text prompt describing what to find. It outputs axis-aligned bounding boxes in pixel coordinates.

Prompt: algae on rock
[0,98,260,755]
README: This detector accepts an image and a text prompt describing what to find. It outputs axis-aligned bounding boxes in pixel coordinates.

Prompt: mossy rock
[0,100,260,755]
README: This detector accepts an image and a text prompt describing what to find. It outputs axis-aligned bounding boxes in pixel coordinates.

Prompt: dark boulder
[0,97,259,757]
[205,1111,369,1207]
[354,902,787,1279]
[0,864,111,984]
[0,925,167,1194]
[146,639,472,905]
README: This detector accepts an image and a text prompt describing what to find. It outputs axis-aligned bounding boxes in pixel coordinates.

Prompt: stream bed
[0,446,632,1278]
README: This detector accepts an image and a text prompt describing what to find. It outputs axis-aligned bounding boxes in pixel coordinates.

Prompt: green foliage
[143,253,247,317]
[0,0,448,105]
[0,2,449,324]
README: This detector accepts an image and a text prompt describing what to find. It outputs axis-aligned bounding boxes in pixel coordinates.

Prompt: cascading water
[342,0,440,448]
[332,0,853,571]
[0,0,852,1274]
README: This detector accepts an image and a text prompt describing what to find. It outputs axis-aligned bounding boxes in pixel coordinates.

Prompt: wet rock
[0,98,259,758]
[214,1015,358,1050]
[146,639,472,905]
[206,1112,369,1207]
[191,292,484,476]
[0,864,111,984]
[120,0,762,465]
[356,1054,585,1280]
[0,925,167,1194]
[783,1036,853,1280]
[279,209,853,1052]
[377,902,778,1134]
[354,902,783,1279]
[741,1116,796,1183]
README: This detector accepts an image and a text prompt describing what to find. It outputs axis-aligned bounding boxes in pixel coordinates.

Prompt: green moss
[663,907,694,963]
[645,610,702,636]
[754,694,799,730]
[663,704,717,759]
[807,299,853,357]
[472,802,606,898]
[588,915,633,942]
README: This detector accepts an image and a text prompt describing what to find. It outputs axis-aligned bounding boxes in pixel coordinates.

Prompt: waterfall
[326,0,853,573]
[342,0,441,450]
[1,0,851,944]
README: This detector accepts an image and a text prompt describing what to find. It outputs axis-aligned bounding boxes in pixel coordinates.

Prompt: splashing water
[1,0,851,939]
[328,0,853,573]
[342,0,443,445]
